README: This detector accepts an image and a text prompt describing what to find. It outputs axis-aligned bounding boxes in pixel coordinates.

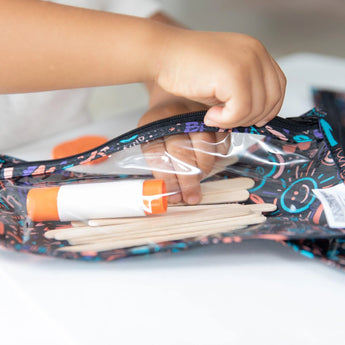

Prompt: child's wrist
[145,23,188,84]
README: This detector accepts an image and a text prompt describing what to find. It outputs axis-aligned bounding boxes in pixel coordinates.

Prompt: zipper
[0,111,209,179]
[0,110,320,180]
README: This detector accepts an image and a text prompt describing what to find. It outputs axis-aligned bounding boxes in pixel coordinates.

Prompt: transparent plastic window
[0,108,345,261]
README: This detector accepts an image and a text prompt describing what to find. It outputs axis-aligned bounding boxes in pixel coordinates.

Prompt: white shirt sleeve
[103,0,162,18]
[51,0,162,18]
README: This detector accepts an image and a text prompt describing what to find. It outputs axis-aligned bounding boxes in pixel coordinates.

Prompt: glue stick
[26,179,167,222]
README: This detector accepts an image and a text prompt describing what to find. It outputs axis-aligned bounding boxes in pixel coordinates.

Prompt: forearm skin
[0,0,172,93]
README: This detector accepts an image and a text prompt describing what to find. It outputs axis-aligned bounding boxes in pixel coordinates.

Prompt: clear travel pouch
[0,106,345,263]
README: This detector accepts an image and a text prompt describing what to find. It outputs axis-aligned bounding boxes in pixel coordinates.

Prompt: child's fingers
[203,105,225,127]
[212,132,232,175]
[164,134,202,204]
[270,56,287,110]
[245,61,283,126]
[189,132,217,177]
[143,133,228,205]
[205,63,284,129]
[255,58,286,127]
[201,48,285,129]
[239,61,267,127]
[157,31,287,129]
[270,55,287,92]
[215,132,231,157]
[204,68,252,128]
[257,57,286,124]
[141,139,182,204]
[233,53,284,128]
[255,97,284,127]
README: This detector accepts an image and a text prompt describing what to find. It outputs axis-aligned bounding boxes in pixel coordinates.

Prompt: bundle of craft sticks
[45,177,276,253]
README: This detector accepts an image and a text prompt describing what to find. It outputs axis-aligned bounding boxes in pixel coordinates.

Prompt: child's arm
[0,0,286,128]
[0,0,161,92]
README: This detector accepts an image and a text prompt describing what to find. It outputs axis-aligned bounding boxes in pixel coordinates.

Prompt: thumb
[204,105,234,128]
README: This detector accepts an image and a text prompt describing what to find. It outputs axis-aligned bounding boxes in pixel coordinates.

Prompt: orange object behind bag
[52,135,108,165]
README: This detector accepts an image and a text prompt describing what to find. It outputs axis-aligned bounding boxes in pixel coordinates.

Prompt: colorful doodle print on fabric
[280,89,345,269]
[1,108,345,265]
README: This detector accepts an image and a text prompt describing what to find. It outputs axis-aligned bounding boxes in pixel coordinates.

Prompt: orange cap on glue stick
[27,179,167,222]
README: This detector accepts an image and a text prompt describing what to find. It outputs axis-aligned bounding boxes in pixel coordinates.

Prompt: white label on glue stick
[57,180,146,221]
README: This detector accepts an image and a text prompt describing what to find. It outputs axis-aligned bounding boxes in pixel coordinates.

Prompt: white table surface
[1,53,345,345]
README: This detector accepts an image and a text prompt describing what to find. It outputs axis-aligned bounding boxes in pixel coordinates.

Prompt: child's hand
[154,29,286,129]
[0,2,285,122]
[138,88,230,204]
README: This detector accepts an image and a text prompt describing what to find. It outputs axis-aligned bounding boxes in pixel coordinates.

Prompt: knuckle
[272,94,282,107]
[270,89,283,106]
[142,140,165,155]
[216,133,231,155]
[238,33,263,48]
[267,112,277,121]
[240,100,252,115]
[256,102,266,115]
[245,35,266,54]
[198,156,216,175]
[169,146,196,166]
[281,72,287,87]
[228,97,252,117]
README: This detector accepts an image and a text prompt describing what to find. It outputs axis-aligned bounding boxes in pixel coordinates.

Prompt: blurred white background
[160,0,345,58]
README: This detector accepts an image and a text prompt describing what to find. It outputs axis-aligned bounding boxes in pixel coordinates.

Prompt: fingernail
[255,120,267,127]
[186,194,201,205]
[204,119,222,128]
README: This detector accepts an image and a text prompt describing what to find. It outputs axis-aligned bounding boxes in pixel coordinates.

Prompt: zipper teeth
[269,117,319,131]
[133,111,207,131]
[1,111,208,169]
[0,111,319,174]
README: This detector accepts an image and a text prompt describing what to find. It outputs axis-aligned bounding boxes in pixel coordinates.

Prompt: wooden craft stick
[200,177,255,195]
[47,205,255,241]
[66,226,246,247]
[196,189,249,205]
[63,214,266,244]
[48,203,253,237]
[244,203,276,213]
[69,182,253,227]
[69,203,276,228]
[69,178,257,227]
[57,216,266,253]
[91,203,251,226]
[64,213,263,244]
[44,176,274,254]
[173,203,276,213]
[56,229,227,253]
[71,221,86,228]
[171,189,250,206]
[174,178,254,205]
